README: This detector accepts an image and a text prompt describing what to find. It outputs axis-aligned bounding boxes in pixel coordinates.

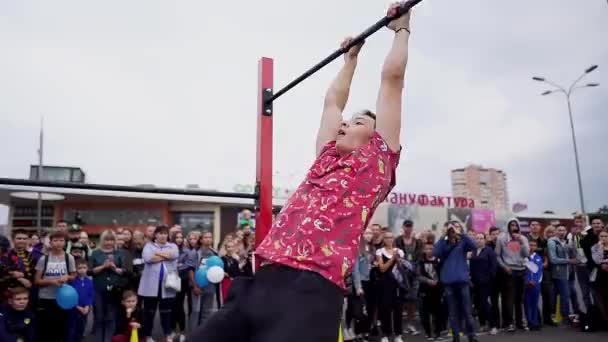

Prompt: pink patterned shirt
[256,132,401,288]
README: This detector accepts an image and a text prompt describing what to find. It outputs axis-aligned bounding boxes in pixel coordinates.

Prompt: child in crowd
[113,290,144,342]
[524,240,544,331]
[66,259,94,342]
[470,233,497,335]
[0,286,36,342]
[34,231,76,342]
[417,242,443,340]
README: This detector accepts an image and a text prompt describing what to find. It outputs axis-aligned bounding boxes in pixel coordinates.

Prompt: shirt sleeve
[370,132,401,187]
[68,255,76,273]
[375,249,383,257]
[398,249,405,258]
[35,256,46,272]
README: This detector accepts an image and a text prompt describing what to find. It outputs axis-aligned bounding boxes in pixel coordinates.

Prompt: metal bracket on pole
[263,88,273,116]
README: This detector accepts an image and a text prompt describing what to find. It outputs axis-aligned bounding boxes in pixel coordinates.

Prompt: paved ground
[360,327,608,342]
[83,322,607,341]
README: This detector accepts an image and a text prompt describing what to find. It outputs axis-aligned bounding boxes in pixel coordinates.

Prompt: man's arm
[315,38,362,156]
[375,3,411,152]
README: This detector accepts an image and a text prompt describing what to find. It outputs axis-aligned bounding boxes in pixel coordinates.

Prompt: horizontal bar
[0,178,259,200]
[267,0,423,104]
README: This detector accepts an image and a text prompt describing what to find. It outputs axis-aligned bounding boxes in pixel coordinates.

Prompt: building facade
[451,165,509,211]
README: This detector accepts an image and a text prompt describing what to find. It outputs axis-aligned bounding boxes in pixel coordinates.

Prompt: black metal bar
[267,0,423,104]
[0,178,259,200]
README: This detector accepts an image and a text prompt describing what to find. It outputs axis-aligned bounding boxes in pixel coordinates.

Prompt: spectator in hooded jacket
[495,219,529,332]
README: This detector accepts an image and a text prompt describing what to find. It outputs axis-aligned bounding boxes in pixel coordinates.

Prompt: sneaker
[507,325,516,332]
[179,335,186,342]
[426,335,434,341]
[490,328,498,335]
[381,337,390,342]
[395,336,405,342]
[147,339,156,342]
[408,324,420,336]
[468,336,479,342]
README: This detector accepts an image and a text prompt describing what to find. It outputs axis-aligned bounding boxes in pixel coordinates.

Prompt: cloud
[0,0,606,220]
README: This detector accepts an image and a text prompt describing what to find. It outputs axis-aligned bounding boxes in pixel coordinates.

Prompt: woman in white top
[375,231,405,342]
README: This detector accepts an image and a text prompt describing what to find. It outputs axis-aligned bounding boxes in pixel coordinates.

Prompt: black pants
[473,282,496,328]
[37,298,67,342]
[142,296,174,337]
[491,271,505,328]
[377,279,403,338]
[419,289,442,337]
[541,273,554,325]
[171,277,189,332]
[501,270,525,328]
[189,265,343,342]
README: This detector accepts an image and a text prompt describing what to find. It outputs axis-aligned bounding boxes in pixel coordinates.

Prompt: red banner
[384,192,475,208]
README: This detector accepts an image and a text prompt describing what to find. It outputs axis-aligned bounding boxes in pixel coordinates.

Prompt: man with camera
[433,222,478,342]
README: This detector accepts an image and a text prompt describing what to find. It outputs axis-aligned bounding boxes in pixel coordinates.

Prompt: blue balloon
[206,256,224,269]
[195,267,210,288]
[56,284,78,310]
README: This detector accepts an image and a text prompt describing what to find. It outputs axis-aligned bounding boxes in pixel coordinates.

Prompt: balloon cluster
[195,256,225,288]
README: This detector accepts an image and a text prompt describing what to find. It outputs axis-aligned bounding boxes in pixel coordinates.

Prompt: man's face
[591,219,604,234]
[557,226,567,239]
[145,226,156,239]
[335,114,375,156]
[574,217,583,229]
[79,232,89,244]
[403,224,413,235]
[51,237,66,250]
[13,233,28,250]
[132,233,145,250]
[69,231,80,242]
[56,222,68,233]
[489,230,500,242]
[371,224,382,238]
[362,229,373,243]
[475,233,485,248]
[242,225,252,236]
[530,222,540,235]
[9,293,29,311]
[123,295,138,311]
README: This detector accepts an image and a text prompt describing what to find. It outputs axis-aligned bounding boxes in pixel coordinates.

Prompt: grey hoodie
[495,219,530,271]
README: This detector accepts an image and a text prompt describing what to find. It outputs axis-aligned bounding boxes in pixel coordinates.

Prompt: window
[63,208,163,226]
[173,212,215,234]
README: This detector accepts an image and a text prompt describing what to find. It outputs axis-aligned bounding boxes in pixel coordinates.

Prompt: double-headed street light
[532,64,600,219]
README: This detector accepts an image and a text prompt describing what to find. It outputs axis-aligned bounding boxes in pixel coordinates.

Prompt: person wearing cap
[66,224,83,255]
[395,219,422,336]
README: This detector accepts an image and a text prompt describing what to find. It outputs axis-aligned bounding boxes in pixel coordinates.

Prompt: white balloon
[206,266,224,284]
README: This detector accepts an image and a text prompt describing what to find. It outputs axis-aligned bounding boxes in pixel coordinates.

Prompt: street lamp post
[532,65,599,219]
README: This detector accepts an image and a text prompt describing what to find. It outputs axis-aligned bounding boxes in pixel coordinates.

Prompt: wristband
[396,27,410,34]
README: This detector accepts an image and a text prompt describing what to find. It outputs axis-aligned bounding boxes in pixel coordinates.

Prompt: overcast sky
[1,0,607,223]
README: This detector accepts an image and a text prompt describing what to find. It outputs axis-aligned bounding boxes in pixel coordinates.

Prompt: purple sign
[471,209,496,233]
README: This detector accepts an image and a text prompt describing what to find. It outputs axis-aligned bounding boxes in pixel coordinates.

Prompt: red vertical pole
[255,57,274,261]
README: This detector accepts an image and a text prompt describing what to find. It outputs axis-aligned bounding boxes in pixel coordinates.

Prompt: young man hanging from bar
[190,2,410,341]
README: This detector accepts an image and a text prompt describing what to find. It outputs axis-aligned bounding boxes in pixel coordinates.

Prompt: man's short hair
[12,229,29,239]
[530,220,540,225]
[403,219,414,227]
[590,216,604,224]
[489,226,500,234]
[75,258,88,267]
[49,231,67,241]
[573,213,583,220]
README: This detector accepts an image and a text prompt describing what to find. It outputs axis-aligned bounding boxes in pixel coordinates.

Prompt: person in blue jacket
[524,239,544,331]
[469,233,498,335]
[66,258,95,342]
[0,286,35,342]
[433,221,478,342]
